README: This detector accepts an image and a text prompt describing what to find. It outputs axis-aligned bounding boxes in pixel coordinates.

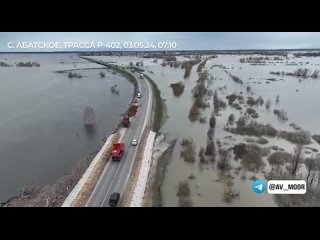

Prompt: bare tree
[217,149,230,170]
[317,172,320,190]
[266,100,272,110]
[305,158,316,184]
[209,115,216,128]
[310,172,316,188]
[292,144,303,177]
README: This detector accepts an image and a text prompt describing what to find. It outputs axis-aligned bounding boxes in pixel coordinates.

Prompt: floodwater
[91,54,320,207]
[0,53,134,203]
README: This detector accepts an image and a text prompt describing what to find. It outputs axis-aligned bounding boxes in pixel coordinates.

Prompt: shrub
[274,109,288,122]
[188,102,200,122]
[251,113,259,118]
[268,152,292,166]
[229,74,243,84]
[110,84,119,94]
[232,103,242,110]
[236,116,250,128]
[279,130,311,145]
[226,94,238,105]
[184,63,192,78]
[241,144,265,172]
[266,100,271,110]
[209,115,216,128]
[228,114,235,124]
[177,181,193,207]
[177,181,191,196]
[256,137,268,144]
[217,149,230,170]
[207,128,215,140]
[237,95,244,101]
[293,68,310,78]
[232,121,278,137]
[270,71,280,75]
[205,141,215,155]
[180,138,196,163]
[312,134,320,144]
[247,108,256,115]
[199,147,205,163]
[99,71,105,78]
[181,138,192,146]
[245,137,256,143]
[255,96,264,106]
[246,98,255,106]
[311,70,319,78]
[170,82,185,97]
[289,123,301,131]
[197,60,207,72]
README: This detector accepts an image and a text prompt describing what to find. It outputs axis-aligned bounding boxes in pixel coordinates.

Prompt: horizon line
[1,48,320,54]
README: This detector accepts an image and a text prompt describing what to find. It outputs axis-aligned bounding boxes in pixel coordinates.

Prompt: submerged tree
[99,71,105,78]
[292,144,303,177]
[83,106,96,127]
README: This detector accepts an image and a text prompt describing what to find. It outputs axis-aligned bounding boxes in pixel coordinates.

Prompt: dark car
[109,192,120,207]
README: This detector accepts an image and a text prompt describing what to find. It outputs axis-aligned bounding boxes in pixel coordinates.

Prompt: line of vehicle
[100,81,144,206]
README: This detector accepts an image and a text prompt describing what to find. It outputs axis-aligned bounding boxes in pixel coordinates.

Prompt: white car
[137,92,141,98]
[131,139,138,146]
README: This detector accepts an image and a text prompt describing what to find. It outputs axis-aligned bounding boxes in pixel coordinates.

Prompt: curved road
[85,61,153,207]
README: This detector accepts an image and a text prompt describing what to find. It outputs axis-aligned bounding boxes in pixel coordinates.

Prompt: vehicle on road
[137,92,141,98]
[122,116,130,127]
[140,73,144,79]
[112,143,125,161]
[131,139,138,146]
[134,98,139,103]
[109,192,120,207]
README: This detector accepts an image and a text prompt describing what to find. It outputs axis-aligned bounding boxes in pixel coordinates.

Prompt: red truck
[112,143,125,161]
[122,116,130,127]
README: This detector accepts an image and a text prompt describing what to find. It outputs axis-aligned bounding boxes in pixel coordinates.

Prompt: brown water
[91,55,320,207]
[0,53,134,203]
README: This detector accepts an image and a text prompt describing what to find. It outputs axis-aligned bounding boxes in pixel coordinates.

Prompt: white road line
[100,78,143,207]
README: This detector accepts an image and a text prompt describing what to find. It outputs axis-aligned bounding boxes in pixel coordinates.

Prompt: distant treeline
[294,52,320,57]
[240,56,284,63]
[270,68,319,78]
[0,62,10,67]
[16,61,40,67]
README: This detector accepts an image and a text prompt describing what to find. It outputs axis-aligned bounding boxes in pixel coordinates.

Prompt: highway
[85,62,153,207]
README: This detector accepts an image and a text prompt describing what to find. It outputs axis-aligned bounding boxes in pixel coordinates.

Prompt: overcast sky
[1,32,320,51]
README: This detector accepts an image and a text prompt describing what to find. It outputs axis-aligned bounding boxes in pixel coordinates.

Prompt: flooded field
[94,54,320,207]
[0,54,134,203]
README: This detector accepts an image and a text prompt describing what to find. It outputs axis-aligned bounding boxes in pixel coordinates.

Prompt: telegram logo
[252,180,266,194]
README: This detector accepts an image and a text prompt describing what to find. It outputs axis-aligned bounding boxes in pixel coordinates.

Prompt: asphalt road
[86,68,152,207]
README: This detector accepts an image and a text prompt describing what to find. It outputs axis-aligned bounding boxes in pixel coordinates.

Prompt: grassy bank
[144,75,164,132]
[152,140,177,207]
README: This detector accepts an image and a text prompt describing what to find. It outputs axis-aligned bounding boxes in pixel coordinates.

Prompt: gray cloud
[0,32,320,51]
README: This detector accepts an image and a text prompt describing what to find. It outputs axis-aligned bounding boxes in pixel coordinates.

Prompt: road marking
[100,79,144,207]
[119,76,152,196]
[84,66,152,207]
